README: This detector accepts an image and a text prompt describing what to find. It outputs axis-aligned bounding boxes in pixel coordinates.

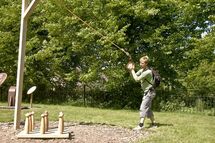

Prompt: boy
[127,55,157,130]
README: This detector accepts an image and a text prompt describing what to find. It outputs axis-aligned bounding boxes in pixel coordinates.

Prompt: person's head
[139,55,149,69]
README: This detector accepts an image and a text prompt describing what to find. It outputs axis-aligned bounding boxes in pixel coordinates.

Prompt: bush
[160,100,185,112]
[195,99,204,112]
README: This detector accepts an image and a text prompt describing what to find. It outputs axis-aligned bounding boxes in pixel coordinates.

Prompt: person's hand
[126,62,135,71]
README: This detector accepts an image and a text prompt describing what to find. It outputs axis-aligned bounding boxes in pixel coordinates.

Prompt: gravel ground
[0,122,156,143]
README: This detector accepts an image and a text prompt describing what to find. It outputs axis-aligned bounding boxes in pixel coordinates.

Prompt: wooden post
[27,86,37,108]
[31,111,35,130]
[44,111,49,132]
[24,113,30,134]
[84,84,86,106]
[58,112,64,134]
[30,94,33,108]
[28,113,32,132]
[40,114,45,134]
[14,0,40,130]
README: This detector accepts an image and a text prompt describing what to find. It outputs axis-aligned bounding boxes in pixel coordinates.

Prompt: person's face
[139,59,148,69]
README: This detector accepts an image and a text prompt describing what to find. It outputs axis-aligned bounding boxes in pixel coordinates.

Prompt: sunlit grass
[0,102,215,143]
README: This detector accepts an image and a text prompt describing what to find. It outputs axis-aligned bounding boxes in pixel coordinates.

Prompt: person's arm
[131,69,151,82]
[127,62,148,81]
[135,69,142,76]
[127,62,142,80]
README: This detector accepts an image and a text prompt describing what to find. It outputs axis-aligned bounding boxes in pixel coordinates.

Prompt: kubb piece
[40,114,45,134]
[24,113,30,134]
[28,113,32,132]
[31,111,35,131]
[44,111,49,132]
[58,112,64,134]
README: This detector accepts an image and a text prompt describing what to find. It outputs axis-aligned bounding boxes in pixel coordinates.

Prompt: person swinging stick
[127,55,157,130]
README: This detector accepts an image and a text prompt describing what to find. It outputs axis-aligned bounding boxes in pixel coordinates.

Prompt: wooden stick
[44,111,49,132]
[30,94,33,108]
[24,113,30,134]
[58,112,64,134]
[31,111,35,130]
[28,113,32,132]
[40,114,45,134]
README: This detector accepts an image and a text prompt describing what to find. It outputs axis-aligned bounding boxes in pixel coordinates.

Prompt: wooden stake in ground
[58,112,64,134]
[24,113,30,134]
[31,111,35,130]
[27,86,37,108]
[14,0,40,130]
[44,111,49,132]
[28,113,32,132]
[40,114,45,134]
[17,111,70,139]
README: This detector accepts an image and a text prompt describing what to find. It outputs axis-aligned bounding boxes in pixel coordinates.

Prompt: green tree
[184,28,215,97]
[0,1,21,99]
[0,0,214,107]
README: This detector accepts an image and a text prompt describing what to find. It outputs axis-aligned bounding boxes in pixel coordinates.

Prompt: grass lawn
[0,102,215,143]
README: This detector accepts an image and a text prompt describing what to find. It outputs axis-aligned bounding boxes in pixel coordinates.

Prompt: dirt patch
[0,122,156,143]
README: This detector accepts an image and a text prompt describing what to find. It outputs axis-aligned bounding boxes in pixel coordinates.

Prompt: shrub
[195,99,204,112]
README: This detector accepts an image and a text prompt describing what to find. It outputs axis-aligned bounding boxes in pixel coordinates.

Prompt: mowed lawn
[0,102,215,143]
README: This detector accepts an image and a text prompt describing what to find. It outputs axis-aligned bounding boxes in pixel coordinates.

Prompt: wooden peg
[40,114,45,134]
[58,112,64,134]
[28,113,32,132]
[24,113,30,134]
[31,111,35,130]
[30,94,33,108]
[44,111,49,132]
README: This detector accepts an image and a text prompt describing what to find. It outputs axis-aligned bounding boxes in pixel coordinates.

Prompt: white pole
[14,0,40,130]
[14,0,28,130]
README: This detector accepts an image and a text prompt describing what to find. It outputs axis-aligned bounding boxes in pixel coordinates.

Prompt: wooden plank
[24,0,40,19]
[17,128,70,139]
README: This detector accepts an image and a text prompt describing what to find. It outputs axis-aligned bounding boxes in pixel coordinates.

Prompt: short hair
[140,55,150,64]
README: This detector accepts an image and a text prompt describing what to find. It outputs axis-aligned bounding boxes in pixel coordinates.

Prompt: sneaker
[133,125,144,131]
[151,122,158,128]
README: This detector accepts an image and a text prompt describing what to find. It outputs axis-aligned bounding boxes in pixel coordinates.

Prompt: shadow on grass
[145,122,173,129]
[0,106,29,110]
[156,123,173,127]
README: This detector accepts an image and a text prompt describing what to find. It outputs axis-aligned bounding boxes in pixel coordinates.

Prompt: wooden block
[40,114,45,134]
[17,111,70,139]
[44,111,49,132]
[58,112,64,134]
[31,112,35,130]
[24,113,30,134]
[17,128,70,139]
[28,113,32,132]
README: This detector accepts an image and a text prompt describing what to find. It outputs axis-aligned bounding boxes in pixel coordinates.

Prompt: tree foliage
[0,0,214,107]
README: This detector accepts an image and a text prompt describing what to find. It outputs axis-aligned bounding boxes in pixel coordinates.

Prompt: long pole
[14,0,28,130]
[14,0,40,130]
[56,0,132,60]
